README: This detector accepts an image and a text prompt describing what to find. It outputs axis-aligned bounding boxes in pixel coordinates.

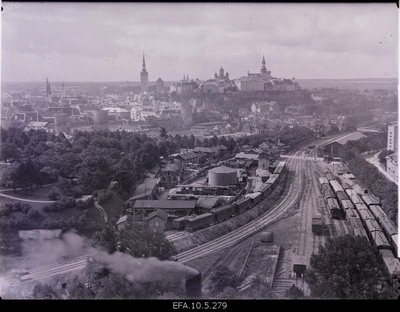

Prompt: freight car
[364,219,382,239]
[323,189,335,202]
[340,199,354,211]
[350,193,363,205]
[327,197,342,219]
[321,183,331,192]
[266,174,280,190]
[354,203,369,214]
[368,204,386,223]
[273,162,286,174]
[352,184,367,196]
[358,209,375,226]
[379,215,398,241]
[236,198,252,214]
[370,230,391,250]
[353,227,368,239]
[379,249,400,285]
[336,191,349,202]
[211,204,236,223]
[391,234,398,257]
[312,215,323,235]
[186,213,215,231]
[325,173,336,181]
[341,181,352,190]
[323,168,332,174]
[348,216,363,230]
[329,180,344,194]
[318,177,329,186]
[361,194,380,206]
[173,216,189,230]
[260,183,272,198]
[345,208,358,220]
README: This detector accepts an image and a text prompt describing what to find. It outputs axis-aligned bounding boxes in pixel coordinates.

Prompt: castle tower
[140,54,149,92]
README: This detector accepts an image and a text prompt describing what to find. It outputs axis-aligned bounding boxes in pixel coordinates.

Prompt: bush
[48,202,59,212]
[43,206,50,213]
[27,208,40,219]
[48,190,60,201]
[76,200,86,210]
[65,197,76,208]
[21,203,32,214]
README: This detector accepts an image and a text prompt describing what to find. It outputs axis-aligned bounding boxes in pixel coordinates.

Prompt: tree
[31,282,59,299]
[91,224,119,253]
[305,235,398,299]
[0,143,20,162]
[209,265,243,295]
[159,127,168,139]
[27,208,40,219]
[285,285,305,299]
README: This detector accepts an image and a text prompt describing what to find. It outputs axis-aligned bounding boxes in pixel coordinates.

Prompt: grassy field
[1,185,58,201]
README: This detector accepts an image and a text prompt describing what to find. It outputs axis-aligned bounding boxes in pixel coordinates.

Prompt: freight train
[172,162,286,232]
[319,168,399,285]
[336,177,399,285]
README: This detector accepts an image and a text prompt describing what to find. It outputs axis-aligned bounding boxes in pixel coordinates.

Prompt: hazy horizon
[2,3,398,82]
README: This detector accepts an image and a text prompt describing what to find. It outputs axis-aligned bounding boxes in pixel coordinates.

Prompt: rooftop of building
[133,200,196,209]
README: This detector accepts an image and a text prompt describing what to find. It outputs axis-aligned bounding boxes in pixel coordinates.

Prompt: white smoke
[18,231,198,282]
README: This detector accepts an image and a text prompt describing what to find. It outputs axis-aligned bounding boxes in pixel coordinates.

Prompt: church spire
[142,53,146,71]
[262,54,266,65]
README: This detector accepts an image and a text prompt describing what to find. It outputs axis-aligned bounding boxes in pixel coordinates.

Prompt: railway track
[176,153,305,264]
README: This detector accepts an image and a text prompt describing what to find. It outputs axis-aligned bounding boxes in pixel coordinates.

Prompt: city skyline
[1,2,398,82]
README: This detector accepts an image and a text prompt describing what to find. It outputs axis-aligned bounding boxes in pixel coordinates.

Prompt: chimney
[185,271,202,298]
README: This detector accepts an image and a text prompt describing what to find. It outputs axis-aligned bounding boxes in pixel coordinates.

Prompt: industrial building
[133,199,196,220]
[208,165,238,186]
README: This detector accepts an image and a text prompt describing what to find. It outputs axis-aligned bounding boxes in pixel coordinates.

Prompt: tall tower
[260,55,267,75]
[140,54,149,92]
[46,78,52,97]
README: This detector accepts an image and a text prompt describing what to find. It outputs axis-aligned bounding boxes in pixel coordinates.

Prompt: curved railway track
[176,150,307,264]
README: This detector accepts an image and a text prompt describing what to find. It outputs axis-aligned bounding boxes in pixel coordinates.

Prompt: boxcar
[260,183,272,198]
[350,193,363,205]
[352,184,366,195]
[312,216,323,235]
[353,227,368,239]
[340,199,354,211]
[274,162,286,174]
[323,168,332,174]
[354,202,369,214]
[358,209,375,226]
[327,197,342,219]
[319,177,329,186]
[391,234,398,257]
[368,204,386,223]
[345,189,353,198]
[379,215,398,240]
[173,216,189,230]
[370,230,391,250]
[267,174,279,189]
[321,184,331,192]
[236,198,252,214]
[186,213,215,231]
[329,180,344,194]
[292,255,307,277]
[336,191,349,202]
[325,173,335,181]
[365,219,382,237]
[341,181,352,190]
[348,216,363,229]
[211,204,235,223]
[379,249,400,285]
[323,189,335,201]
[362,194,380,206]
[345,208,358,220]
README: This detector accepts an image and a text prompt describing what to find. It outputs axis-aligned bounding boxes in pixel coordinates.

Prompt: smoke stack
[185,271,202,298]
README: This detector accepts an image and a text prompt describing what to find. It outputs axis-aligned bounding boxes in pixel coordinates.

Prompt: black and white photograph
[0,2,399,301]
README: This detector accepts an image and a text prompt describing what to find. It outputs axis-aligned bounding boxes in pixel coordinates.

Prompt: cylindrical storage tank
[94,110,109,130]
[54,113,68,134]
[208,166,237,187]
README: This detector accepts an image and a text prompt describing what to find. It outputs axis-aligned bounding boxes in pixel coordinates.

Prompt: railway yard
[1,131,398,298]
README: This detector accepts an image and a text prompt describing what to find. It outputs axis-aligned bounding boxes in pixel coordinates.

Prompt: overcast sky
[1,2,398,82]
